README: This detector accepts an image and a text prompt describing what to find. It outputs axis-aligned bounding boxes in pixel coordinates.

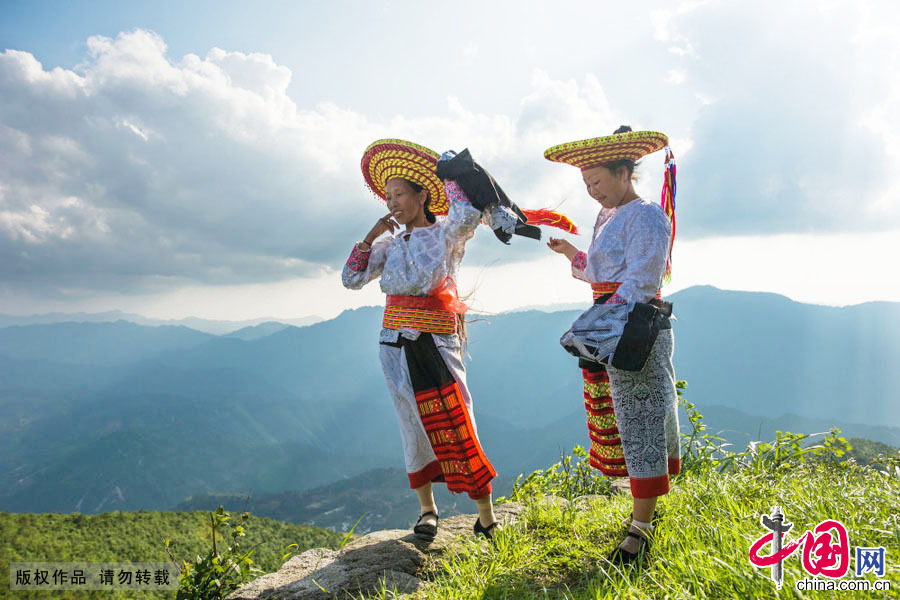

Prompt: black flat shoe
[608,530,650,564]
[473,517,500,540]
[413,510,438,539]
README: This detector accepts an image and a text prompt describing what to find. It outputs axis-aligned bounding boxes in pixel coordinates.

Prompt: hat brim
[361,139,449,216]
[544,130,669,170]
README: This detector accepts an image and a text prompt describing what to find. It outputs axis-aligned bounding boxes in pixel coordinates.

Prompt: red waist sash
[383,277,466,335]
[591,281,662,302]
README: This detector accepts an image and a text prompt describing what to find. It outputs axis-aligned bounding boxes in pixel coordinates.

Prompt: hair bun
[613,125,633,134]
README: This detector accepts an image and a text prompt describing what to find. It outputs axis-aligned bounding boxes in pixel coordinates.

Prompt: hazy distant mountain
[172,468,520,534]
[0,320,213,366]
[0,311,322,334]
[697,404,900,448]
[1,286,898,514]
[224,321,292,340]
[458,286,900,431]
[172,412,900,534]
[667,286,900,428]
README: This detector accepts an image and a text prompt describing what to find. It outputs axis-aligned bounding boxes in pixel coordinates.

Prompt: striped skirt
[379,331,495,499]
[582,362,628,477]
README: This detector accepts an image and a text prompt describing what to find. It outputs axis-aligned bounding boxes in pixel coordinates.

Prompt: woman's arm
[548,238,588,282]
[341,238,391,289]
[441,180,483,246]
[341,213,397,289]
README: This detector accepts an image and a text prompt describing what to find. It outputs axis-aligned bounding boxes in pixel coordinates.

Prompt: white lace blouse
[341,181,481,297]
[571,198,672,304]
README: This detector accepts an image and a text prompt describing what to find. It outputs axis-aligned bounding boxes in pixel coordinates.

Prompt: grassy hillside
[364,402,900,599]
[394,459,899,598]
[845,437,900,468]
[1,509,344,599]
[5,398,899,598]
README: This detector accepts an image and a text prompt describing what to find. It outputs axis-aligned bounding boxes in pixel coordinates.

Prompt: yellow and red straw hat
[543,130,668,171]
[361,138,449,216]
[544,129,677,281]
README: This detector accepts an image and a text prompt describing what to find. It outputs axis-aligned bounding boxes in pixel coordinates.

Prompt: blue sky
[1,1,898,320]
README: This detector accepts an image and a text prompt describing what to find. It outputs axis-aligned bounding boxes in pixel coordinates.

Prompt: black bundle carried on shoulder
[435,148,541,244]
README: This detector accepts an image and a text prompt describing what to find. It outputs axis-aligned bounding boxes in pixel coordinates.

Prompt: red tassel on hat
[660,147,676,282]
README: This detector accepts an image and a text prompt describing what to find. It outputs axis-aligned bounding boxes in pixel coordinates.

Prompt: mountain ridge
[0,311,322,335]
[2,285,898,515]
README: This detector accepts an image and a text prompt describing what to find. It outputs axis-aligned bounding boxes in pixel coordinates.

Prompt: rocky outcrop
[228,503,524,600]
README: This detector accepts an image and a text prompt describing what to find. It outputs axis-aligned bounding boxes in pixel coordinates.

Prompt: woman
[545,126,680,562]
[342,139,500,540]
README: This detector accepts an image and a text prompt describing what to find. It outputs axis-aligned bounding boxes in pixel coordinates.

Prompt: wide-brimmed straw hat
[543,130,669,171]
[544,128,678,282]
[361,139,449,215]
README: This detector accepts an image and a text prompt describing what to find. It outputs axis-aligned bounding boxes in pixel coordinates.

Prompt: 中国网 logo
[748,506,890,593]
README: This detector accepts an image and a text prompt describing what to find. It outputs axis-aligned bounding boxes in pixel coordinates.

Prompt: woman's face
[385,178,427,225]
[581,165,629,209]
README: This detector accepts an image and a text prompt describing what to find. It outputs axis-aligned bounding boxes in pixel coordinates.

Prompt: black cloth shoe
[413,510,439,539]
[608,529,651,564]
[473,517,500,540]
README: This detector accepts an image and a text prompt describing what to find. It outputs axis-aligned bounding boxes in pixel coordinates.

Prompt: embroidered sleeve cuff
[346,243,371,272]
[605,292,627,305]
[444,180,471,205]
[571,251,587,272]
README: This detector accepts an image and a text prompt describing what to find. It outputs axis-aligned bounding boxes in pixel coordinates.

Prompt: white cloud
[0,204,52,243]
[693,91,717,106]
[116,119,150,141]
[1,30,374,295]
[662,0,900,238]
[2,5,900,317]
[650,1,709,56]
[0,33,637,302]
[8,228,894,322]
[664,230,900,306]
[666,69,687,85]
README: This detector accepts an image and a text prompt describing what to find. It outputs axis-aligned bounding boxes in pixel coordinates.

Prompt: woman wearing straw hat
[545,125,680,562]
[342,139,501,540]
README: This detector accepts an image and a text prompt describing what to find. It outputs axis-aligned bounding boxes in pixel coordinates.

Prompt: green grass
[5,385,899,599]
[364,392,900,600]
[1,509,344,599]
[384,460,899,599]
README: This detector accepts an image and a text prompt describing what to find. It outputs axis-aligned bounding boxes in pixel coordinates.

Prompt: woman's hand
[359,212,399,250]
[547,237,579,261]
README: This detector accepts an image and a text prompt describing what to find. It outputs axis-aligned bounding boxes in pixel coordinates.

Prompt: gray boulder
[228,503,523,599]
